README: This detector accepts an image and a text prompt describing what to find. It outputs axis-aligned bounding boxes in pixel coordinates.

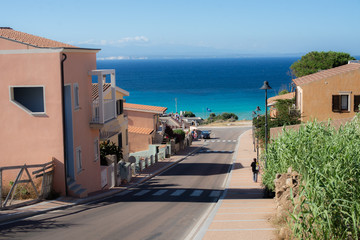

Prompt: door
[64,85,75,180]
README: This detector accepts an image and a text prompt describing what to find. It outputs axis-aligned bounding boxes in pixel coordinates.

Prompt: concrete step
[67,178,88,198]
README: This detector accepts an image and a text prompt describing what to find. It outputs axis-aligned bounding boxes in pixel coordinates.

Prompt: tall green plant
[263,117,360,239]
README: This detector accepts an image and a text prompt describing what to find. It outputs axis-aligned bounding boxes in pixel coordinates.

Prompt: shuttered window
[354,95,360,112]
[332,94,350,112]
[116,99,124,115]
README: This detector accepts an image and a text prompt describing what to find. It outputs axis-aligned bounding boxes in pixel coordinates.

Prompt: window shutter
[120,99,124,115]
[332,95,340,112]
[116,99,121,115]
[116,99,124,115]
[354,95,360,112]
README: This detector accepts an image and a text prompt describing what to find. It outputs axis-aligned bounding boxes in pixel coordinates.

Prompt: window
[332,94,350,112]
[10,86,45,115]
[116,99,124,115]
[75,146,82,172]
[126,129,128,146]
[94,139,99,161]
[354,95,360,112]
[118,133,123,149]
[74,83,79,110]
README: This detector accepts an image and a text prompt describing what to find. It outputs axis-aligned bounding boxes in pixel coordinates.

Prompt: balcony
[89,69,118,128]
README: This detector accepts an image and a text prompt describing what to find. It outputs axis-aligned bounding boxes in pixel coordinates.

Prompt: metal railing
[0,161,53,209]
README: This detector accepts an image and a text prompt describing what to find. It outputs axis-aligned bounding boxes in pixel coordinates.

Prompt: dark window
[12,86,45,113]
[116,99,124,115]
[118,133,123,149]
[354,95,360,112]
[126,129,128,145]
[332,95,349,113]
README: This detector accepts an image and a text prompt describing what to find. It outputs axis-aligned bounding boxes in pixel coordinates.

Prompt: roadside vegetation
[262,117,360,239]
[183,111,196,117]
[204,112,238,124]
[253,98,300,143]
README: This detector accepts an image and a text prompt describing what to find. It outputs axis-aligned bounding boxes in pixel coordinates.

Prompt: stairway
[67,178,87,198]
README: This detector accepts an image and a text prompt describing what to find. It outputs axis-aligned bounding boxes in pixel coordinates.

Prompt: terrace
[89,69,117,128]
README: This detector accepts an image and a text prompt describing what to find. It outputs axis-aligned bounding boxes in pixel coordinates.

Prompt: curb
[0,144,203,225]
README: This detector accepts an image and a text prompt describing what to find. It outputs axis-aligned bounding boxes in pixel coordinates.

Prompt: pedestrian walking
[251,158,259,182]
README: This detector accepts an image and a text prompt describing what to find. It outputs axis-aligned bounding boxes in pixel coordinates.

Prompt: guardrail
[0,161,53,209]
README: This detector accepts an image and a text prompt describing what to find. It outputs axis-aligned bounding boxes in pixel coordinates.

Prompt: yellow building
[92,83,130,161]
[293,62,360,122]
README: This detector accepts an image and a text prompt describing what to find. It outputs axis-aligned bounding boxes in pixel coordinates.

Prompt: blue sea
[97,57,299,120]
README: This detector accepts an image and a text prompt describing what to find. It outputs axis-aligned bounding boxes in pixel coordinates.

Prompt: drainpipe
[60,53,68,196]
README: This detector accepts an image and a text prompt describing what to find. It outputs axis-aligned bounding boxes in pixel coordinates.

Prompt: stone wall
[274,167,300,239]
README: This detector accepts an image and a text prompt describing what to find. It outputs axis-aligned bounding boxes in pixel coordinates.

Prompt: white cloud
[76,36,149,46]
[97,56,148,60]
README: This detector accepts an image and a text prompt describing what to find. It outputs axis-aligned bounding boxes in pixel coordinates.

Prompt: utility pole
[175,98,178,113]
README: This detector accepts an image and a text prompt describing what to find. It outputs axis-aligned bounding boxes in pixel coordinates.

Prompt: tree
[290,51,355,78]
[183,111,195,117]
[253,98,300,143]
[278,89,289,95]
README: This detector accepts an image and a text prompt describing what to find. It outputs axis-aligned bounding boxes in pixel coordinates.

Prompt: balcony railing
[89,69,117,126]
[91,99,116,124]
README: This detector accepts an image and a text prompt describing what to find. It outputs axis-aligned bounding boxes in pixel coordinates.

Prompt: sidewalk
[198,129,277,240]
[0,140,204,225]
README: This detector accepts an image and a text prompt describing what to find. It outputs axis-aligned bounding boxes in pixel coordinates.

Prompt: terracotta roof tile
[128,126,154,135]
[293,63,360,86]
[0,27,78,48]
[92,83,111,100]
[124,103,167,114]
[268,92,295,105]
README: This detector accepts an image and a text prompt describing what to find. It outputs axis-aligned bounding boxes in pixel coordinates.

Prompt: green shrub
[173,129,185,143]
[183,111,195,117]
[100,140,122,165]
[263,117,360,239]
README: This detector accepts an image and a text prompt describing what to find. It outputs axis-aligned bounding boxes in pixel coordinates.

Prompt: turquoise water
[97,57,299,119]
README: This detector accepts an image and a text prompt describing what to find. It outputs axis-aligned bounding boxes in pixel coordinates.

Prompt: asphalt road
[0,126,250,240]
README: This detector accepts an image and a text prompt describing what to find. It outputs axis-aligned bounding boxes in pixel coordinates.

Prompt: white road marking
[190,190,203,197]
[171,190,186,196]
[134,190,151,196]
[209,190,221,198]
[153,190,167,196]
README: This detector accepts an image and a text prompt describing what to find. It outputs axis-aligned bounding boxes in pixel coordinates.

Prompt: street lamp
[260,81,272,167]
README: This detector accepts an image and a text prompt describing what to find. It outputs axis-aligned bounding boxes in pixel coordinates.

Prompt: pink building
[0,28,119,197]
[124,103,167,153]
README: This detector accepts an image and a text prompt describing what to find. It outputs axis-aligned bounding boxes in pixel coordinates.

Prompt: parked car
[201,130,211,139]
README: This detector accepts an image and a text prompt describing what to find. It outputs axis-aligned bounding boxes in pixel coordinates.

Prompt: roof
[124,103,167,114]
[116,87,130,97]
[293,63,360,86]
[128,126,154,135]
[0,27,78,48]
[268,92,295,106]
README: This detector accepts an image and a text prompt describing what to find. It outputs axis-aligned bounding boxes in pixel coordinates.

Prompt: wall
[63,51,101,194]
[300,69,360,122]
[128,132,152,153]
[126,110,155,129]
[0,50,66,194]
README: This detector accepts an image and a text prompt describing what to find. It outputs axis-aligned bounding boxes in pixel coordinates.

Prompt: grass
[262,116,360,239]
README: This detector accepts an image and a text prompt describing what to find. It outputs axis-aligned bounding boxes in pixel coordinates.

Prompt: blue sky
[2,0,360,58]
